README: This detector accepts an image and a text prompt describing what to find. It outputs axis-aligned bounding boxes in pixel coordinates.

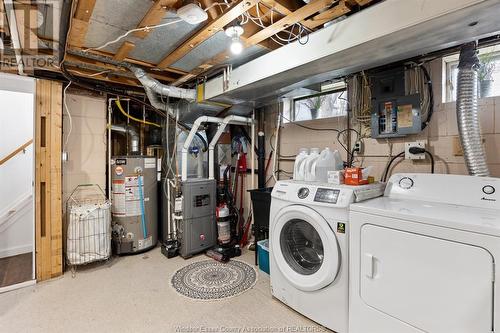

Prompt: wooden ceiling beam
[133,0,182,39]
[74,0,97,22]
[71,47,188,76]
[157,0,260,70]
[113,41,136,61]
[67,0,97,48]
[173,0,340,86]
[244,0,337,47]
[66,66,140,87]
[303,1,351,29]
[349,0,373,6]
[65,53,178,82]
[261,0,316,29]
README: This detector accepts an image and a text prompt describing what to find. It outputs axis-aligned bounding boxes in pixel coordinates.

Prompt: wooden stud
[157,0,260,69]
[35,79,63,281]
[113,41,136,61]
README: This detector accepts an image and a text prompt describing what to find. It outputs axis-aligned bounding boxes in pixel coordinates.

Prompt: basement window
[284,89,348,123]
[444,45,500,102]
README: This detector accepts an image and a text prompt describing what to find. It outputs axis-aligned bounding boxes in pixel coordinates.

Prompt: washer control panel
[272,180,386,208]
[314,188,341,204]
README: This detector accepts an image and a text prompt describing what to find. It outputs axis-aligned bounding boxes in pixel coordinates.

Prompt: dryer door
[271,205,340,291]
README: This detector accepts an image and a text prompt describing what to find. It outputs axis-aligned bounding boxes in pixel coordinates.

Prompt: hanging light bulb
[230,36,243,55]
[225,24,244,55]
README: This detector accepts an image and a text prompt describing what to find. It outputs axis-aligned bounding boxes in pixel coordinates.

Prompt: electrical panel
[370,67,422,139]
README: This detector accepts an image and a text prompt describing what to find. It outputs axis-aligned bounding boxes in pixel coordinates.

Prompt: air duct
[129,66,196,101]
[456,42,490,177]
[111,124,140,154]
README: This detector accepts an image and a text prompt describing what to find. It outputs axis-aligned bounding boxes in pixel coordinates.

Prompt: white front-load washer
[270,180,385,332]
[349,173,500,333]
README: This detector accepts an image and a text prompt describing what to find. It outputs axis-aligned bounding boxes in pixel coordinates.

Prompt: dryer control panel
[387,173,500,210]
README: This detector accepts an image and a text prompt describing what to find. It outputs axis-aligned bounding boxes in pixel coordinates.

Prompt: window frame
[443,45,500,102]
[286,88,348,123]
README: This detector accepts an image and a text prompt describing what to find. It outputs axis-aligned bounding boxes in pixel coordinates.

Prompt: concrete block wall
[262,58,500,184]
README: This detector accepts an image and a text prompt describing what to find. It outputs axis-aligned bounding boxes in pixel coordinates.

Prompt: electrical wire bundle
[242,3,310,46]
[349,72,372,125]
[405,64,434,130]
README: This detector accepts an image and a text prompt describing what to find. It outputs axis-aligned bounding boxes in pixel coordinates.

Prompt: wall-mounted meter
[370,67,423,139]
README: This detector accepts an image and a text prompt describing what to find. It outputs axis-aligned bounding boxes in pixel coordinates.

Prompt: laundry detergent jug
[293,148,309,180]
[303,148,321,181]
[314,148,344,182]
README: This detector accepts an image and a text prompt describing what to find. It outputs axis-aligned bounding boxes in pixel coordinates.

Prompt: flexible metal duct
[456,42,490,177]
[129,66,196,101]
[111,124,140,154]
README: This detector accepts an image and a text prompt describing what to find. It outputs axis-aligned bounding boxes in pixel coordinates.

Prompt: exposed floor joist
[245,0,337,46]
[157,0,261,69]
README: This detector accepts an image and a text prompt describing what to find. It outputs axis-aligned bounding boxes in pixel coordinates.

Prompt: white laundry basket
[66,184,111,267]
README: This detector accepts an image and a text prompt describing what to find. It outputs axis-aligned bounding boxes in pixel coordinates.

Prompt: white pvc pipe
[108,100,112,201]
[181,116,224,181]
[272,103,282,182]
[250,110,256,228]
[207,115,254,180]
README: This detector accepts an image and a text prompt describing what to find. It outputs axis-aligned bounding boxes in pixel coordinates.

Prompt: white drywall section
[0,73,35,259]
[62,93,107,208]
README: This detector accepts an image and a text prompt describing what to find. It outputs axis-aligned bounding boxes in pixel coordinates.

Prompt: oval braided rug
[171,259,257,300]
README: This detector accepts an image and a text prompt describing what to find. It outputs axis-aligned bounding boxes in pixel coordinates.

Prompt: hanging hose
[116,98,161,128]
[456,42,490,177]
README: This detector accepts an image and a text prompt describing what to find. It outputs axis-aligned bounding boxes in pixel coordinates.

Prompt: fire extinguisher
[216,203,231,245]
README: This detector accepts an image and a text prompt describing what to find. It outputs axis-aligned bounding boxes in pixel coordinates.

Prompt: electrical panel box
[370,67,422,139]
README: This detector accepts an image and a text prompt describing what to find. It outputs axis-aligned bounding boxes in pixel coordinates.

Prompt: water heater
[111,156,158,254]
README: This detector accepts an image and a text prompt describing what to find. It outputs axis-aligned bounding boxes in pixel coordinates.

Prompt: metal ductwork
[111,124,140,154]
[456,42,490,177]
[129,66,196,101]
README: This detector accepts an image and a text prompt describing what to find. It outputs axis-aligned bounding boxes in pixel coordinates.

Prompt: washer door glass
[271,205,340,292]
[280,219,324,275]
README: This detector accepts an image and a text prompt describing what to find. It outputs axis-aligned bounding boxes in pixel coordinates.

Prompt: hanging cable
[84,19,183,52]
[63,81,72,150]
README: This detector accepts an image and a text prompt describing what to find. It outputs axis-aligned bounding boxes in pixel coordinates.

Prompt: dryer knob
[482,185,495,195]
[399,177,414,189]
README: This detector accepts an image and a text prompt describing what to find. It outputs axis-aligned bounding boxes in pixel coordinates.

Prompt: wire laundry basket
[66,184,111,268]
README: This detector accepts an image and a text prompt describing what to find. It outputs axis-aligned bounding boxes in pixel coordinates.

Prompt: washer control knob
[482,185,496,195]
[399,177,414,189]
[297,187,310,199]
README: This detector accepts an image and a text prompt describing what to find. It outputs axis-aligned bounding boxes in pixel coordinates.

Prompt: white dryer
[270,180,385,332]
[349,173,500,333]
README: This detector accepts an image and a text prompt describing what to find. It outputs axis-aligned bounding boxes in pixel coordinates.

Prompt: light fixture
[176,3,208,25]
[225,24,244,55]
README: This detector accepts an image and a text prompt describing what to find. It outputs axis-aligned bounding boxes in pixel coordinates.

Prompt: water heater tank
[111,156,158,254]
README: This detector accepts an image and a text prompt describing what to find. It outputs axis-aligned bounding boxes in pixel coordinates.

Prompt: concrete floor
[0,248,328,333]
